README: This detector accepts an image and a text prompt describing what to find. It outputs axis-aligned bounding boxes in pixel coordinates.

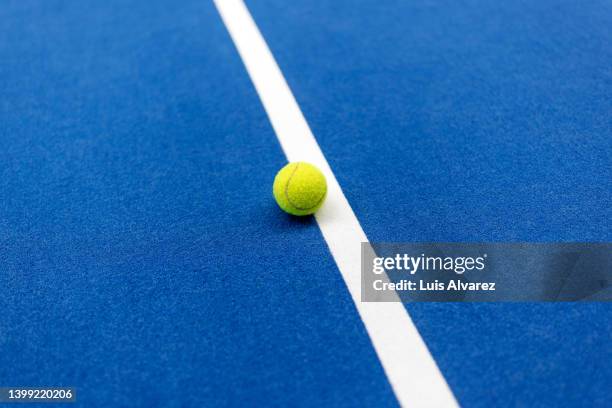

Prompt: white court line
[214,1,458,407]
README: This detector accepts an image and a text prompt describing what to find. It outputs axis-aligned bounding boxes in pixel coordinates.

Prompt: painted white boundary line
[214,1,458,406]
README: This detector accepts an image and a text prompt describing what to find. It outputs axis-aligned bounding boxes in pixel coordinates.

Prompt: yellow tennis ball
[273,162,327,216]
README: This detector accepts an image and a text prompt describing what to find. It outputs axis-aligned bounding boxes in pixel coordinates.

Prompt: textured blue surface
[0,1,397,406]
[1,0,611,407]
[247,0,612,407]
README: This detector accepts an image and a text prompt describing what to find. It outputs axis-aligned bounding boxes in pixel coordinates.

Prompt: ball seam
[284,163,326,211]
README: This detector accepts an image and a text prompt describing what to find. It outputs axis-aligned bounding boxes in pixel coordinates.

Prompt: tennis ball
[273,162,327,216]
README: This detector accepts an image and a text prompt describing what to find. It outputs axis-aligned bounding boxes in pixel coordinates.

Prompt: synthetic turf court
[1,0,611,406]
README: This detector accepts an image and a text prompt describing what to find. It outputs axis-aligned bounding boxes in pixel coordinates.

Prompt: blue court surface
[1,0,611,407]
